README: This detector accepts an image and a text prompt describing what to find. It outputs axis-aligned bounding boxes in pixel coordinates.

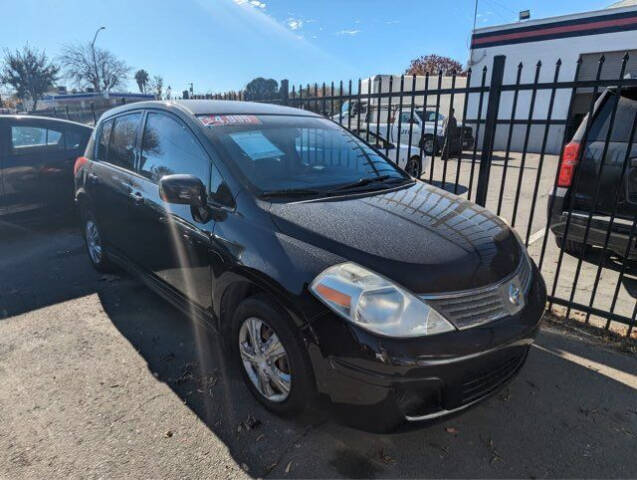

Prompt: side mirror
[159,174,206,207]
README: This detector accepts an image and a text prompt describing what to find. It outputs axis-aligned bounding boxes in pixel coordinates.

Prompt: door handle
[129,191,144,204]
[87,173,99,184]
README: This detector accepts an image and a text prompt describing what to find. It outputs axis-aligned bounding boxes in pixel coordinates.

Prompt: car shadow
[95,274,331,478]
[558,245,637,299]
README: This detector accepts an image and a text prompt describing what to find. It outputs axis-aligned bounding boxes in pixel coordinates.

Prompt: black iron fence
[32,55,637,336]
[215,54,637,336]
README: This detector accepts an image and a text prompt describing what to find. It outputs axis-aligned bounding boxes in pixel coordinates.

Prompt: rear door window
[107,113,141,170]
[139,112,210,184]
[10,125,65,153]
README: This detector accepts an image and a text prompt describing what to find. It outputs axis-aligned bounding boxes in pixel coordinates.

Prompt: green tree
[244,77,279,101]
[1,45,60,112]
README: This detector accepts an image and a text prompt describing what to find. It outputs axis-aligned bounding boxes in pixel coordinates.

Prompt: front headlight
[310,262,455,337]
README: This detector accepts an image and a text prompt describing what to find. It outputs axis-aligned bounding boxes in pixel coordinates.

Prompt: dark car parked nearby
[549,87,637,259]
[0,116,92,220]
[74,100,546,431]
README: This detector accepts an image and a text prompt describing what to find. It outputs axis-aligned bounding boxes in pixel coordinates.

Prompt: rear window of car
[11,125,65,152]
[107,113,141,170]
[587,90,637,143]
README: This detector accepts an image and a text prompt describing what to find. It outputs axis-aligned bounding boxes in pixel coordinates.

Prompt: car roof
[101,99,320,120]
[0,114,93,129]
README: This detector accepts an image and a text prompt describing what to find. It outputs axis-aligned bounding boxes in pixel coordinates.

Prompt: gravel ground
[0,219,636,479]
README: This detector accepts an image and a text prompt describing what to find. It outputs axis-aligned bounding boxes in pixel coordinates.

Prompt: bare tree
[405,54,467,76]
[134,69,149,93]
[151,75,164,99]
[1,45,60,111]
[60,42,130,93]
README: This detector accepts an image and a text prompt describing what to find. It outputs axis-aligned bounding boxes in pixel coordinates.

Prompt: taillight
[557,142,581,187]
[73,156,88,176]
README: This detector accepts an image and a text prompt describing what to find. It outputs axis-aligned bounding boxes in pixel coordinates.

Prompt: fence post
[91,102,96,124]
[65,106,70,120]
[475,55,505,207]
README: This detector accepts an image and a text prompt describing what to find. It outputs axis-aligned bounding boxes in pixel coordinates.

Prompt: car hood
[268,182,522,294]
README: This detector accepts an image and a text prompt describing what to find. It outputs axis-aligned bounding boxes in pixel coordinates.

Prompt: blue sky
[1,0,609,94]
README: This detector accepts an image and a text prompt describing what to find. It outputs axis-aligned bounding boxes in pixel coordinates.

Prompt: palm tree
[134,69,149,93]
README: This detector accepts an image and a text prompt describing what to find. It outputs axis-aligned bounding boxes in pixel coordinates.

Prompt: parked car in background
[337,102,474,156]
[0,116,92,221]
[75,100,545,432]
[351,128,429,177]
[549,87,637,259]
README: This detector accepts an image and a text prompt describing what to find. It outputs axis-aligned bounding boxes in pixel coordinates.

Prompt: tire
[556,237,591,257]
[405,155,422,178]
[81,207,115,272]
[232,294,316,416]
[420,135,434,156]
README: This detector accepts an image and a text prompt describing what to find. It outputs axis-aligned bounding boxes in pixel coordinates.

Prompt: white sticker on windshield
[229,131,284,161]
[199,115,261,127]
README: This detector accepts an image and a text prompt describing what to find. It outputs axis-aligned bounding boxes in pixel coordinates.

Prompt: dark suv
[74,100,546,431]
[549,87,637,259]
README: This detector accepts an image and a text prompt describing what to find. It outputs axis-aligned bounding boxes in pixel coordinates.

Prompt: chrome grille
[422,256,533,330]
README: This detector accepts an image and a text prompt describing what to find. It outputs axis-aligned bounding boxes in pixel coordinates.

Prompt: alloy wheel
[85,219,103,265]
[238,317,291,402]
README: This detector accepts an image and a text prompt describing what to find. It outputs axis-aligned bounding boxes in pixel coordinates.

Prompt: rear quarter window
[96,119,113,161]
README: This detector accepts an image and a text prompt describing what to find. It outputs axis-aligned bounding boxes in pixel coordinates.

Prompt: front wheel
[405,155,422,178]
[232,295,316,415]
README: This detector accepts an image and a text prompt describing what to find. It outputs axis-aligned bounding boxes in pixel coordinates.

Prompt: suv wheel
[232,295,316,415]
[82,208,115,272]
[556,237,592,258]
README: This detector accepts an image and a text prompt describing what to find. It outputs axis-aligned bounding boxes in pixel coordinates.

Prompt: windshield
[200,114,408,194]
[416,110,445,123]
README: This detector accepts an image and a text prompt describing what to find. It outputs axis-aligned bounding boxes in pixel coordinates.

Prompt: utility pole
[91,26,106,93]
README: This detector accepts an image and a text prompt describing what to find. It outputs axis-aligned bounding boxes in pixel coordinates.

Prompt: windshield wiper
[329,175,406,192]
[260,187,326,199]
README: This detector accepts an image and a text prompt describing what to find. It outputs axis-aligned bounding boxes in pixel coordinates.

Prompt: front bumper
[307,263,546,430]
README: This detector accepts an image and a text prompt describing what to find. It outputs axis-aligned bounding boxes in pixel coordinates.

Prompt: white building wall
[467,7,637,154]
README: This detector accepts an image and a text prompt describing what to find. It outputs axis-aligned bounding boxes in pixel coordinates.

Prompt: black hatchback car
[0,115,92,220]
[549,87,637,259]
[74,100,546,431]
